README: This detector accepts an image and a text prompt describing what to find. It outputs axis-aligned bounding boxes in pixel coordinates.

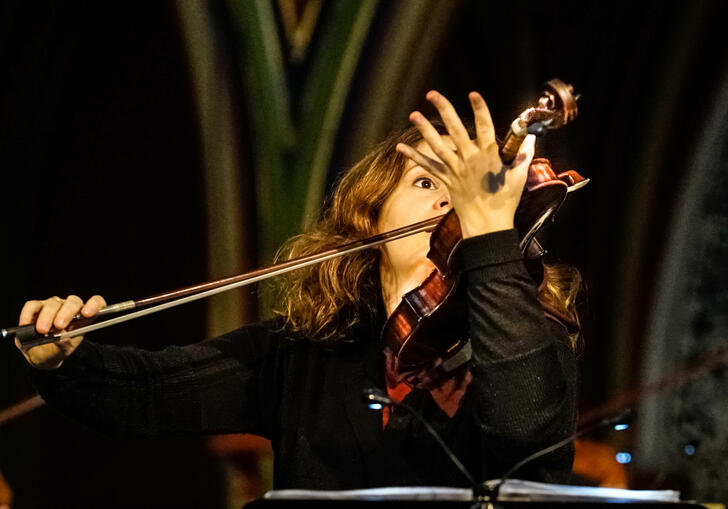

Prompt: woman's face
[377,138,453,287]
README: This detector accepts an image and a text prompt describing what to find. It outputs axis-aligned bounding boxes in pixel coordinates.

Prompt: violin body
[517,158,589,253]
[382,211,465,369]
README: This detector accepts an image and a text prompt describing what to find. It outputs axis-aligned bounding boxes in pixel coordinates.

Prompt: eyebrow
[402,165,442,184]
[403,163,429,175]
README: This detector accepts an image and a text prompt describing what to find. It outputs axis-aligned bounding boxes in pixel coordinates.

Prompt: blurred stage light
[616,452,632,464]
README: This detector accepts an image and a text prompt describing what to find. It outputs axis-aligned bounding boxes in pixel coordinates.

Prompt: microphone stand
[484,409,634,505]
[362,389,494,509]
[364,388,633,509]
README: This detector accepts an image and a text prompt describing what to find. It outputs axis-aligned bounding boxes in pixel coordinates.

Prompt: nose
[436,189,451,211]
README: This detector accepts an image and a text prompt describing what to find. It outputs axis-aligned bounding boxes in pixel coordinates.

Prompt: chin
[413,258,436,276]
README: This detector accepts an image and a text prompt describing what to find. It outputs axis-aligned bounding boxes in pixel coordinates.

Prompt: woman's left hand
[396,90,535,238]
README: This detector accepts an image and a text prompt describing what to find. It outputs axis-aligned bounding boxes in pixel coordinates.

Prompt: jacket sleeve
[27,322,286,439]
[458,228,578,482]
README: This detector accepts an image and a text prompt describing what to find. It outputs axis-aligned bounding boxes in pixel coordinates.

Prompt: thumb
[511,134,536,169]
[506,134,535,191]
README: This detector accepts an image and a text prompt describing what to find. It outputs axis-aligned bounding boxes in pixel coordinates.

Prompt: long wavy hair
[272,123,582,347]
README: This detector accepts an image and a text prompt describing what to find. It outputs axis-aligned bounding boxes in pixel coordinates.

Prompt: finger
[53,295,84,330]
[35,297,64,334]
[469,91,496,148]
[81,295,107,317]
[426,90,474,155]
[409,111,460,169]
[19,300,43,326]
[396,143,451,184]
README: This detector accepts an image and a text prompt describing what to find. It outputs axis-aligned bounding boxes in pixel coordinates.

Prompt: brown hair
[272,123,582,345]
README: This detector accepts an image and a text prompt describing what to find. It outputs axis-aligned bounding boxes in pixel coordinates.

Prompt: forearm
[28,330,277,438]
[459,229,555,356]
[459,230,577,474]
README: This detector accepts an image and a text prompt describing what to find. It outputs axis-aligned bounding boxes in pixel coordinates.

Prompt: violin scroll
[499,78,579,164]
[537,78,579,129]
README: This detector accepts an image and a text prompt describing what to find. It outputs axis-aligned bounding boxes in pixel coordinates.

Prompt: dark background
[1,0,727,507]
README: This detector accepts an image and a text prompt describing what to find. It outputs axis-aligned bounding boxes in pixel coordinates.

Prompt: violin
[3,80,587,373]
[383,79,587,372]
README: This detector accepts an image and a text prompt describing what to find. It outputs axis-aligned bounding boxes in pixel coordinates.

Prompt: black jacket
[30,230,577,488]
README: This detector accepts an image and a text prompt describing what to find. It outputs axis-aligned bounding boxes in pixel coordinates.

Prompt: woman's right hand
[16,295,106,370]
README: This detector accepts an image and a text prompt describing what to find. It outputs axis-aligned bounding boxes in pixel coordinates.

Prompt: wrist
[20,345,68,370]
[27,355,65,371]
[457,210,514,238]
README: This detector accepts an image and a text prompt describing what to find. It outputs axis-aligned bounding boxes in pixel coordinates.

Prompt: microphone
[362,388,492,508]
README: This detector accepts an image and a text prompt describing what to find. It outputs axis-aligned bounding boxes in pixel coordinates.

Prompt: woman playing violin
[15,91,579,488]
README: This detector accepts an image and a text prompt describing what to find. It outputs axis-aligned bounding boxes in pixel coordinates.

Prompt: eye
[414,176,437,190]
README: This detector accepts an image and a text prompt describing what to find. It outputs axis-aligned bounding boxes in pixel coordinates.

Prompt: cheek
[378,198,415,233]
[378,197,428,266]
[377,200,398,233]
